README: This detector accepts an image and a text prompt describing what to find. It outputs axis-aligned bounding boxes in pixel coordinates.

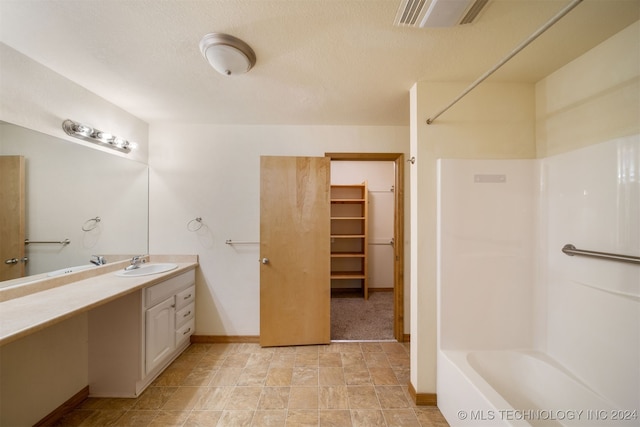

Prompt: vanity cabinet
[145,296,175,373]
[88,269,196,397]
[144,273,195,375]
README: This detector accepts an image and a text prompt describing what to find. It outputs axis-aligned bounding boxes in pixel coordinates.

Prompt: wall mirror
[0,122,148,286]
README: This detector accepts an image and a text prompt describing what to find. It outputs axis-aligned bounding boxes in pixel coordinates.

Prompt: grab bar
[562,244,640,265]
[25,238,71,246]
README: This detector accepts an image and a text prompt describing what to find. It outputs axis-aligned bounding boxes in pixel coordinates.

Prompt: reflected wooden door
[0,156,26,281]
[260,156,331,347]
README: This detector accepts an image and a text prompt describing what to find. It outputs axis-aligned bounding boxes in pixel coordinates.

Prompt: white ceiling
[1,0,638,126]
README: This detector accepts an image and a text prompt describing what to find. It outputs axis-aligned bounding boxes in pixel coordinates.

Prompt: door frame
[325,152,405,342]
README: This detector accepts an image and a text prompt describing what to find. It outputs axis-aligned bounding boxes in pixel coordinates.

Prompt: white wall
[410,81,536,395]
[535,21,640,158]
[148,124,409,336]
[541,137,639,409]
[535,20,640,410]
[438,159,536,351]
[0,43,149,163]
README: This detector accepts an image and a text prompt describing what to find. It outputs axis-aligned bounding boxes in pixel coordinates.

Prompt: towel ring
[82,216,101,231]
[187,217,203,231]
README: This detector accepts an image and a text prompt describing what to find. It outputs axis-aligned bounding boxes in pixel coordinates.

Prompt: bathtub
[437,350,636,426]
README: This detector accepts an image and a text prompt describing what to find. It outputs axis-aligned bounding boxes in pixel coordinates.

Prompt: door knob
[5,257,28,264]
[261,258,270,264]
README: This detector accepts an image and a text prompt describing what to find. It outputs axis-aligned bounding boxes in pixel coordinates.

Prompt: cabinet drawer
[176,318,195,347]
[176,302,195,327]
[145,270,195,308]
[175,285,195,310]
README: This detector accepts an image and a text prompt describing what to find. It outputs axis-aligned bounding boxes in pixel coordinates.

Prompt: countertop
[0,255,198,346]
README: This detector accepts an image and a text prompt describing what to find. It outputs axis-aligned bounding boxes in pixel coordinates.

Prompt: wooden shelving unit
[330,182,368,299]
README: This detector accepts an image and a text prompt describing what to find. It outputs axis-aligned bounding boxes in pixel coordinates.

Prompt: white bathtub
[438,350,636,426]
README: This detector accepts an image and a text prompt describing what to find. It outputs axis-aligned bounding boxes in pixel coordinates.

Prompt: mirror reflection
[0,122,148,285]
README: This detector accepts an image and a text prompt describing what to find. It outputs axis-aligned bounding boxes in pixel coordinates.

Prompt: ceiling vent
[394,0,489,28]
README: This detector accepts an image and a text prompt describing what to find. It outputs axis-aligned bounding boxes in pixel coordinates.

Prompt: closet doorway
[326,153,405,342]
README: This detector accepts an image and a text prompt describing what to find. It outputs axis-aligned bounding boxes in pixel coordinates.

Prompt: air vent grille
[394,0,489,28]
[394,0,428,27]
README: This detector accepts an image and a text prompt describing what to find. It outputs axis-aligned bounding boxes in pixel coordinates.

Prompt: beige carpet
[330,291,394,340]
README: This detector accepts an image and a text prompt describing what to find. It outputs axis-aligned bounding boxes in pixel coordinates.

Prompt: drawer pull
[183,327,191,335]
[183,311,191,318]
[184,294,192,300]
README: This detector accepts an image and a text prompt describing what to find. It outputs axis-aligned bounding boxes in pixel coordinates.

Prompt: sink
[115,263,178,277]
[47,264,96,277]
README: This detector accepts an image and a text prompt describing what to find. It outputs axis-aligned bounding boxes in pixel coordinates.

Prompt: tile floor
[55,341,450,426]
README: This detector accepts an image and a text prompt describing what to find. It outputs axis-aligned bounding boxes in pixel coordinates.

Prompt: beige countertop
[0,255,198,346]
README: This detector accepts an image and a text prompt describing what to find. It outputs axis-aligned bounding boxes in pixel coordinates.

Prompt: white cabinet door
[145,296,175,374]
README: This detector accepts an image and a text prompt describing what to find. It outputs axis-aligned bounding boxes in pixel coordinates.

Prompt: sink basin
[115,263,178,277]
[47,265,95,277]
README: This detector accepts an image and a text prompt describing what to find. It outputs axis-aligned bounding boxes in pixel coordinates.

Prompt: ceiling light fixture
[199,33,256,76]
[62,119,133,153]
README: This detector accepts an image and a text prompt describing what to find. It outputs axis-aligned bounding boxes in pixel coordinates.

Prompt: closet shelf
[330,198,365,204]
[330,182,368,299]
[331,271,366,279]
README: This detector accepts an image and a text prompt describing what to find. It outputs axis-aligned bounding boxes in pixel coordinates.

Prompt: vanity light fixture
[62,119,133,153]
[199,33,256,76]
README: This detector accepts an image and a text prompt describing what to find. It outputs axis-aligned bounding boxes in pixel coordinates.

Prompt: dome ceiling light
[199,33,256,76]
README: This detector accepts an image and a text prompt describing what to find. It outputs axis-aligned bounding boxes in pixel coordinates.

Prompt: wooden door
[0,156,26,281]
[260,156,331,347]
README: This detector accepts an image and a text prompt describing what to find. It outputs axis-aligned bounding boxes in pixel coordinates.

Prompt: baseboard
[191,335,406,344]
[191,335,260,343]
[407,382,437,406]
[34,385,89,426]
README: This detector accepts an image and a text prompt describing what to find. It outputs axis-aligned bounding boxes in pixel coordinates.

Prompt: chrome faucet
[90,255,106,266]
[125,255,147,271]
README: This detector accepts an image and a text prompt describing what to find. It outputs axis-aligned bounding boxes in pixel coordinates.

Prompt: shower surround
[436,136,639,426]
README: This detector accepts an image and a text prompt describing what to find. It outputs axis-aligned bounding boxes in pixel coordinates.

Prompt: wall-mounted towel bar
[187,217,204,232]
[369,239,394,247]
[225,240,259,245]
[25,238,71,245]
[562,244,639,265]
[82,216,101,231]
